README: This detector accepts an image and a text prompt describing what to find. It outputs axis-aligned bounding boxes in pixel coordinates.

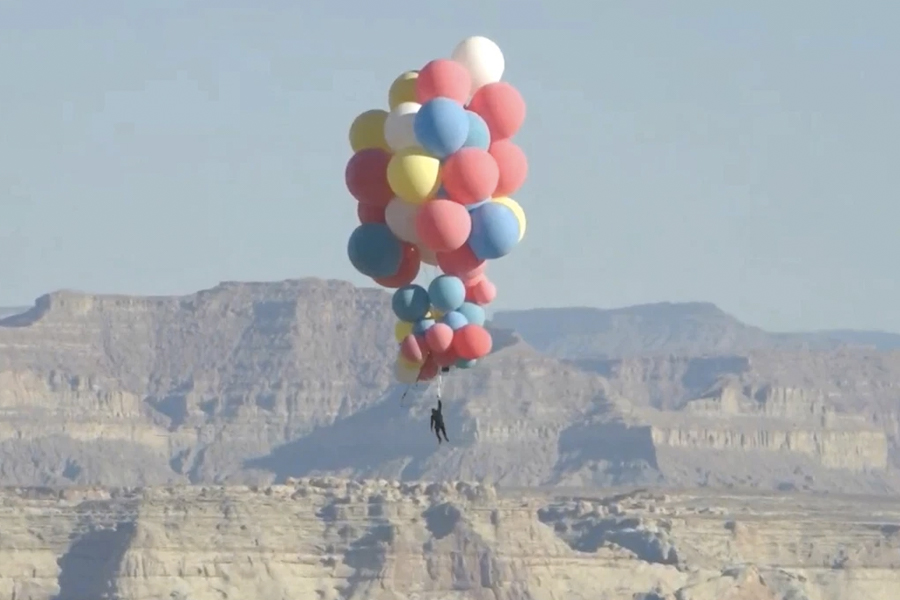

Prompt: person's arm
[438,400,442,413]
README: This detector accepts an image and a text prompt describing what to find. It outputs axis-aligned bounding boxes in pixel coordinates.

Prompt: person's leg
[440,424,449,442]
[435,427,442,443]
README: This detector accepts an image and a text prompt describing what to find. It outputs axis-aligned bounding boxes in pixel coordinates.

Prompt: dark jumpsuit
[430,400,449,443]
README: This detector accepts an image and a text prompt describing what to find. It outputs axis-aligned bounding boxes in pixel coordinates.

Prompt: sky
[0,0,897,332]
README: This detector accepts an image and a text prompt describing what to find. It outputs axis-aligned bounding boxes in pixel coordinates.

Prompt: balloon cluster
[345,36,528,384]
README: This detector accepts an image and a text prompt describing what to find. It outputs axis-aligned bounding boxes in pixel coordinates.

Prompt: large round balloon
[428,275,466,312]
[425,322,455,354]
[386,147,441,204]
[416,59,471,105]
[467,82,525,142]
[456,302,486,326]
[441,147,500,206]
[489,139,528,197]
[491,196,526,242]
[415,199,472,253]
[451,36,505,95]
[440,310,469,330]
[453,324,492,360]
[395,319,413,342]
[357,203,386,224]
[346,149,393,207]
[392,284,430,321]
[418,357,440,380]
[400,333,428,364]
[349,109,389,152]
[389,71,419,109]
[347,223,403,278]
[463,111,491,150]
[384,102,421,152]
[436,244,486,280]
[384,197,421,244]
[467,201,520,260]
[432,348,458,368]
[465,276,497,305]
[413,98,469,159]
[375,243,421,288]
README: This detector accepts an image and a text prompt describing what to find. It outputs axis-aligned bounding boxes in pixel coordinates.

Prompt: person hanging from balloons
[430,399,449,444]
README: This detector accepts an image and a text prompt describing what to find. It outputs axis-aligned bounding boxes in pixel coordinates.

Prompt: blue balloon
[456,358,477,369]
[439,310,469,330]
[456,302,485,327]
[413,98,469,159]
[347,223,402,278]
[466,199,489,212]
[392,285,430,322]
[428,275,466,312]
[463,111,490,150]
[413,318,435,336]
[468,202,520,260]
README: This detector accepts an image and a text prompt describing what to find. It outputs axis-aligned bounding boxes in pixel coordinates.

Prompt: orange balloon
[418,356,440,381]
[432,348,458,367]
[375,243,421,288]
[416,59,471,104]
[345,149,393,207]
[425,322,455,353]
[466,277,496,305]
[453,324,492,360]
[415,199,472,252]
[489,139,528,197]
[441,148,499,206]
[399,333,427,364]
[437,244,485,280]
[467,82,526,142]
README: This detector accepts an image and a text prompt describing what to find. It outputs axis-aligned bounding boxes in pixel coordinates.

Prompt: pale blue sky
[0,0,897,332]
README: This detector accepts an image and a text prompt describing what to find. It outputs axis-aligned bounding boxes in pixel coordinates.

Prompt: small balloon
[416,59,472,105]
[453,324,493,360]
[467,82,525,142]
[419,357,440,380]
[451,36,505,96]
[489,139,528,197]
[428,274,466,312]
[349,109,389,152]
[394,320,414,343]
[425,322,455,354]
[415,199,472,252]
[441,147,500,206]
[456,358,477,369]
[400,334,427,364]
[347,223,402,278]
[346,149,393,207]
[357,203,386,224]
[389,71,419,109]
[384,197,421,244]
[492,196,526,242]
[440,310,469,330]
[465,276,497,305]
[456,302,486,327]
[384,102,421,152]
[375,243,421,288]
[413,318,436,336]
[436,244,486,281]
[413,98,470,159]
[392,284,431,321]
[386,147,441,204]
[463,111,491,150]
[468,201,520,260]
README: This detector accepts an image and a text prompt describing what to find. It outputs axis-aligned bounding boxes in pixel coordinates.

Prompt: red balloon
[425,322,455,354]
[441,148,499,206]
[345,149,393,207]
[357,203,386,224]
[418,356,440,381]
[453,324,492,360]
[432,348,457,367]
[415,199,472,252]
[399,333,427,364]
[416,59,471,104]
[375,244,421,288]
[467,82,526,142]
[437,244,486,280]
[466,277,497,305]
[489,140,528,197]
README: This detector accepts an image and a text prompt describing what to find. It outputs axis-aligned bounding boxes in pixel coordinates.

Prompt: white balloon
[383,102,421,152]
[451,36,505,95]
[384,197,421,244]
[418,245,438,266]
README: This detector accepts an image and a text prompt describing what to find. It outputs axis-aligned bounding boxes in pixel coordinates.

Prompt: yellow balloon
[349,109,389,152]
[431,309,444,320]
[492,196,527,242]
[394,320,413,342]
[395,358,419,384]
[387,147,441,204]
[389,71,419,109]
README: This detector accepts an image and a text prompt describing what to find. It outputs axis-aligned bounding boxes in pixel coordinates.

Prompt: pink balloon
[357,203,386,224]
[425,322,455,354]
[437,245,486,280]
[453,325,492,360]
[466,277,497,305]
[488,140,528,197]
[375,244,421,289]
[416,59,471,104]
[400,333,427,364]
[441,148,500,206]
[345,149,393,207]
[432,348,457,367]
[418,357,440,381]
[415,199,472,252]
[467,82,526,142]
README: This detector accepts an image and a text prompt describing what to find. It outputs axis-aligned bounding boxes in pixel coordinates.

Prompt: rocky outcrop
[0,480,897,600]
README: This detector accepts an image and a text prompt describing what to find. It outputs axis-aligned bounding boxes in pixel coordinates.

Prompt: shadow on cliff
[554,419,663,486]
[245,387,469,482]
[53,503,137,600]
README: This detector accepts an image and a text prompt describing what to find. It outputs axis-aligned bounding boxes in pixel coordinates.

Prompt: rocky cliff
[1,479,897,600]
[0,279,898,493]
